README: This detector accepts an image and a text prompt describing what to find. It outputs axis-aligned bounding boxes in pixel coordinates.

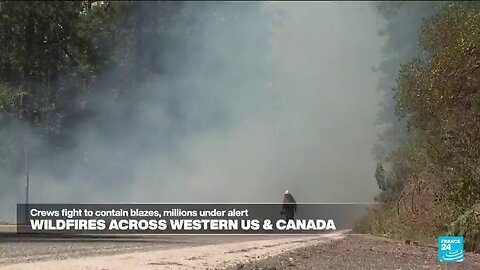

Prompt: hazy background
[1,2,389,220]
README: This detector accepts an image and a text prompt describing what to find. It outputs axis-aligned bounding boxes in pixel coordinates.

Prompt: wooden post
[24,141,29,224]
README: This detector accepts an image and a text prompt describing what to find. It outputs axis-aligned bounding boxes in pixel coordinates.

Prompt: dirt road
[0,234,344,270]
[0,233,298,266]
[1,232,479,269]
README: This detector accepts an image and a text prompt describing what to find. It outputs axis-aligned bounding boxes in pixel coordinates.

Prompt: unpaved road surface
[0,234,344,270]
[0,233,294,266]
[1,233,479,269]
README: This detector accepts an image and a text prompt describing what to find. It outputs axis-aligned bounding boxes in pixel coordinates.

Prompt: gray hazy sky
[261,2,387,202]
[1,2,388,221]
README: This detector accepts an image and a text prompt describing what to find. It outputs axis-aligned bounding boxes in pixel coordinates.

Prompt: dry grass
[354,179,457,246]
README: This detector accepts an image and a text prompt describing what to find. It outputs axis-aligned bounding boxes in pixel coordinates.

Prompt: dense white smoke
[1,2,388,221]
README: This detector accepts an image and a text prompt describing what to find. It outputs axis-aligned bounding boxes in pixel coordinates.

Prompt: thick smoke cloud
[372,2,439,159]
[1,2,387,220]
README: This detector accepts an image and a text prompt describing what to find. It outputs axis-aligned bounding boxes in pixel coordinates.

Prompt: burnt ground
[226,234,480,270]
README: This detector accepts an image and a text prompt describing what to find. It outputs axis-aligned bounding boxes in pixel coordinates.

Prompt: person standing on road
[281,190,297,221]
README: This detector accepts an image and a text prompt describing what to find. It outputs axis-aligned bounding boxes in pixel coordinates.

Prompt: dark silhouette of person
[281,190,297,221]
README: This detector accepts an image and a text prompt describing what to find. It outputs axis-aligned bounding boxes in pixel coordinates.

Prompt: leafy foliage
[0,1,183,173]
[363,3,480,249]
[449,203,480,252]
[394,3,480,210]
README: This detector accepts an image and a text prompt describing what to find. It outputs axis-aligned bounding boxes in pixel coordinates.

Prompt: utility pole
[24,141,29,224]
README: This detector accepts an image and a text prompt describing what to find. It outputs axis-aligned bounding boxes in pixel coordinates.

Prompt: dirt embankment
[228,234,480,270]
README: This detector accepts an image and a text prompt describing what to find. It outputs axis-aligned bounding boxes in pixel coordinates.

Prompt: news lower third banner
[17,203,377,234]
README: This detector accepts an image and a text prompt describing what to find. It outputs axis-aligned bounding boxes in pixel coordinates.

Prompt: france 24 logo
[438,236,464,263]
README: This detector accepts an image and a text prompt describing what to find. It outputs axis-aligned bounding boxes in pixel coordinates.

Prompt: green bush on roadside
[449,203,480,252]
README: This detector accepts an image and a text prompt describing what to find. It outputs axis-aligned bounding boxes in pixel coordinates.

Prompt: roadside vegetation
[356,2,480,252]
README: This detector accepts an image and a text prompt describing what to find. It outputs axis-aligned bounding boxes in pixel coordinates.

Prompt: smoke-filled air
[2,0,480,254]
[0,1,397,220]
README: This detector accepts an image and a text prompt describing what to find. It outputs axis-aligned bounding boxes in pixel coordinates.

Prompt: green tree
[395,3,480,210]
